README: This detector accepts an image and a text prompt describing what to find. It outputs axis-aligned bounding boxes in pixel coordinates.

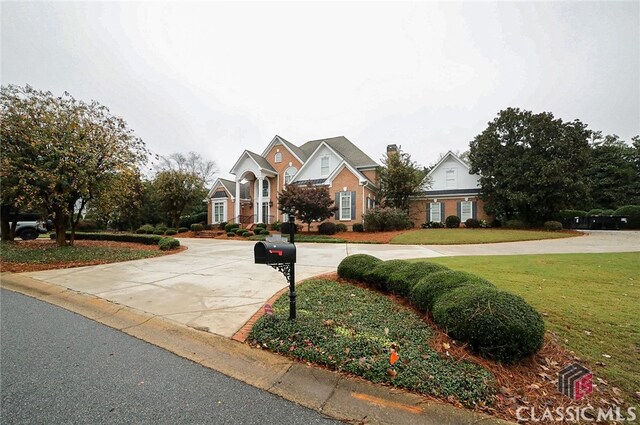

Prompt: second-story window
[262,179,269,197]
[274,152,282,163]
[284,167,297,185]
[321,156,330,176]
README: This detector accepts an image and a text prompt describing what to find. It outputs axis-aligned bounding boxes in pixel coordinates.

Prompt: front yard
[390,228,579,244]
[422,252,640,402]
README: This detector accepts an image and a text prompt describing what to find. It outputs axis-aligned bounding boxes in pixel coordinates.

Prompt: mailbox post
[253,215,297,320]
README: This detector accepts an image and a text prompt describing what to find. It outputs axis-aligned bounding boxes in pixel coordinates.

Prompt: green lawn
[250,279,494,406]
[416,252,640,400]
[391,228,578,245]
[0,241,163,267]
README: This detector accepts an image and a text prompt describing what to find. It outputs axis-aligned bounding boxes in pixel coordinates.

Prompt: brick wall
[408,198,492,226]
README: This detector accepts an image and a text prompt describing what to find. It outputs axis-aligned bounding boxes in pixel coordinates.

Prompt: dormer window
[321,156,330,176]
[274,152,282,163]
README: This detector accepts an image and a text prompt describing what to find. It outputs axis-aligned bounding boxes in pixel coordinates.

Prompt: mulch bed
[0,239,186,273]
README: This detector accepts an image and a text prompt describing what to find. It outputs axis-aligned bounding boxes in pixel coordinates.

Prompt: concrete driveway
[19,231,639,338]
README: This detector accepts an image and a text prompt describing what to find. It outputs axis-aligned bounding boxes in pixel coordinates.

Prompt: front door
[261,202,270,224]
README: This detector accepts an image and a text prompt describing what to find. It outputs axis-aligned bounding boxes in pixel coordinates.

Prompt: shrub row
[363,208,412,232]
[50,232,180,250]
[337,255,545,363]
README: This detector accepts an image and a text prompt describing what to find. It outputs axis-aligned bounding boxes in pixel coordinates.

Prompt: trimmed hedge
[336,223,347,233]
[352,223,364,232]
[614,205,640,229]
[280,221,299,234]
[445,215,461,228]
[165,229,178,236]
[226,232,235,237]
[432,286,545,363]
[543,221,562,231]
[558,210,587,219]
[225,223,240,232]
[318,222,337,235]
[337,254,382,281]
[191,223,204,232]
[363,260,412,291]
[410,270,494,313]
[153,229,165,235]
[386,261,450,297]
[464,218,480,228]
[243,231,254,237]
[259,229,270,236]
[158,237,180,251]
[235,228,247,235]
[505,219,526,229]
[178,227,189,233]
[50,232,162,245]
[138,224,155,234]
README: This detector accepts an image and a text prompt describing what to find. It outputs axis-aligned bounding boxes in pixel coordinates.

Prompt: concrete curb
[1,272,513,425]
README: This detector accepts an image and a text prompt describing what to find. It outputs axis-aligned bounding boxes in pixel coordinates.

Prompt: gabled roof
[300,136,378,169]
[207,178,234,199]
[207,178,250,199]
[427,151,471,177]
[325,160,375,187]
[229,150,277,175]
[261,135,307,163]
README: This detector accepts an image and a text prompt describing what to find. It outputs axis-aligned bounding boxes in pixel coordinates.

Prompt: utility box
[254,242,296,265]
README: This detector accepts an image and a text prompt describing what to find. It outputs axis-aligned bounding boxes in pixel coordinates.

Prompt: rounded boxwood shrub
[139,224,155,234]
[243,231,254,237]
[165,229,177,236]
[543,220,562,231]
[352,223,364,232]
[191,223,204,232]
[153,229,165,235]
[155,225,168,233]
[337,254,382,281]
[410,270,494,313]
[135,228,147,234]
[158,237,180,251]
[335,223,347,233]
[432,286,545,363]
[259,229,270,235]
[464,218,480,228]
[235,228,246,235]
[178,227,189,233]
[386,262,450,297]
[218,222,228,230]
[445,215,461,228]
[225,223,240,232]
[226,232,235,237]
[505,219,526,229]
[587,208,603,216]
[255,222,266,229]
[614,205,640,229]
[363,259,412,291]
[318,222,337,235]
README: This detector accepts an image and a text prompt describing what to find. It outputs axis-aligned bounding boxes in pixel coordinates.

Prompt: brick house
[207,135,380,229]
[408,150,490,225]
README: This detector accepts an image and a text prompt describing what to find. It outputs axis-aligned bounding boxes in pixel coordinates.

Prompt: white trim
[212,200,227,224]
[339,191,352,221]
[460,200,473,222]
[229,150,276,176]
[430,202,442,223]
[325,161,369,185]
[289,141,343,182]
[260,135,304,164]
[207,178,235,200]
[427,151,471,178]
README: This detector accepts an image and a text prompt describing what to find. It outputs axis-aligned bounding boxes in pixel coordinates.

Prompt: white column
[257,177,263,223]
[235,178,241,223]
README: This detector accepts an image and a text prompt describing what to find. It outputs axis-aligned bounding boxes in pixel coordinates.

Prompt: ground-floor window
[430,202,442,223]
[340,191,352,220]
[460,201,473,222]
[213,201,226,223]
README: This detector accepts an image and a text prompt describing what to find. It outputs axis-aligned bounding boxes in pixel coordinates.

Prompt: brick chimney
[386,144,398,156]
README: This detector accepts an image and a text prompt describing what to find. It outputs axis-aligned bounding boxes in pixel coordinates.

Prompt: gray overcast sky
[2,1,639,180]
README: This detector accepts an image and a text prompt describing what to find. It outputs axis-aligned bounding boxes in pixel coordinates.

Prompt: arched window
[274,152,282,163]
[284,166,297,184]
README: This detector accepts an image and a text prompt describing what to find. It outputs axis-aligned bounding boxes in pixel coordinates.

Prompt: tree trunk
[53,208,68,247]
[0,204,12,241]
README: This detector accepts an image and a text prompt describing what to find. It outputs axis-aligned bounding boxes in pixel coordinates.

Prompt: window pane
[460,201,472,221]
[262,179,269,197]
[430,203,441,222]
[321,157,330,175]
[340,192,351,220]
[275,153,282,163]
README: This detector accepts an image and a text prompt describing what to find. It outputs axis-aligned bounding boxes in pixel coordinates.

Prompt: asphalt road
[0,289,339,424]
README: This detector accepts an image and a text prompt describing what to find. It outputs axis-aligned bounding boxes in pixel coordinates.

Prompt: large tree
[0,85,148,245]
[587,133,640,209]
[377,146,430,212]
[155,152,218,187]
[278,184,336,232]
[468,108,592,225]
[152,170,207,228]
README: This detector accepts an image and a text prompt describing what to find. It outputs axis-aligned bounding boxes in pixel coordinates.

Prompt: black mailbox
[254,242,296,264]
